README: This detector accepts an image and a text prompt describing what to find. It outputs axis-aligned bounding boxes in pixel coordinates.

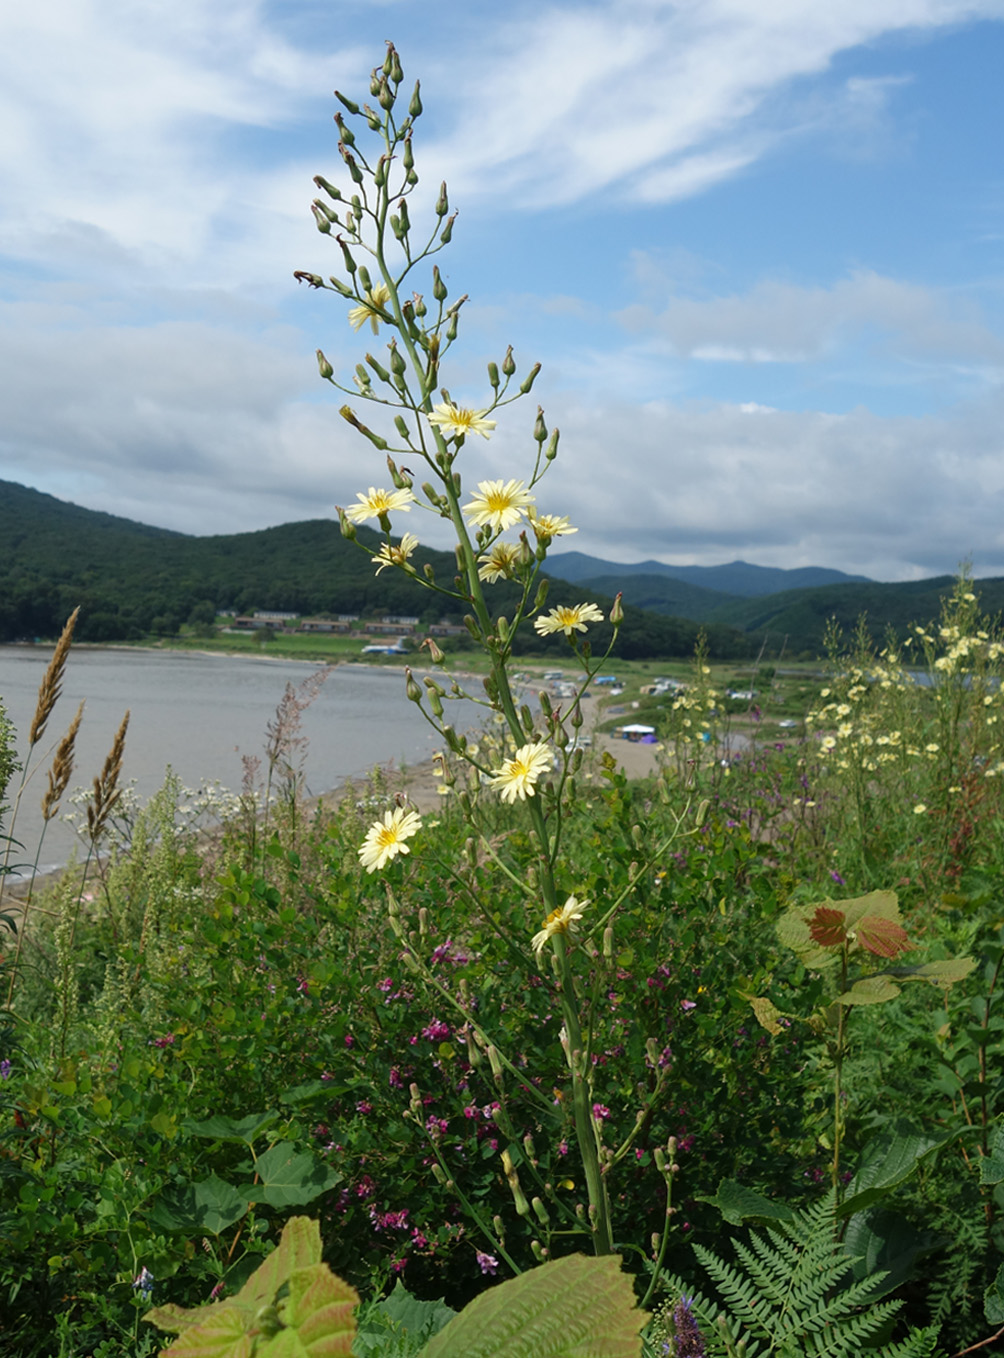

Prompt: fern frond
[687,1192,941,1358]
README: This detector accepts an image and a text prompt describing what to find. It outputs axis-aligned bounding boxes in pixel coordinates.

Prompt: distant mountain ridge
[545,552,871,596]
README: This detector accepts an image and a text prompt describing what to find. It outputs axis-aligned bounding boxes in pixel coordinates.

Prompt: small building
[299,618,353,633]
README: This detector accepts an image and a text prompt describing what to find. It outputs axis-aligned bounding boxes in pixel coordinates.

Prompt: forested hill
[0,480,754,659]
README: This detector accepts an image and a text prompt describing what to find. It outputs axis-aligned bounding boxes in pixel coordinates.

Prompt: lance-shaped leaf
[420,1254,646,1358]
[980,1123,1004,1186]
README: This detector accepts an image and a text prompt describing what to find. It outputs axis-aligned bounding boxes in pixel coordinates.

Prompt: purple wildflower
[671,1294,706,1357]
[476,1251,499,1276]
[830,869,846,886]
[0,1058,11,1080]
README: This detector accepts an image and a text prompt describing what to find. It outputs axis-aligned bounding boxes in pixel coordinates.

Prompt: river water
[0,647,444,873]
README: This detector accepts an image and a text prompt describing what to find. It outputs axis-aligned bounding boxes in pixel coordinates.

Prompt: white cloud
[429,0,1004,207]
[617,269,1004,369]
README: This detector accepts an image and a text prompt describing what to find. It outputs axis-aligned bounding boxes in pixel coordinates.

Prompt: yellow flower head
[462,479,534,533]
[347,283,392,334]
[528,508,577,540]
[489,741,553,804]
[531,896,590,956]
[374,532,419,575]
[477,541,521,583]
[344,487,416,524]
[358,807,422,873]
[427,403,497,440]
[534,603,605,638]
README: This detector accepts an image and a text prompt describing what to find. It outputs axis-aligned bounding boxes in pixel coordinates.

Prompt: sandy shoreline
[319,687,664,815]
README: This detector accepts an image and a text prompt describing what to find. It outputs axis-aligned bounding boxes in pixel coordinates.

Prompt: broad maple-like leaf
[855,914,912,959]
[807,906,847,949]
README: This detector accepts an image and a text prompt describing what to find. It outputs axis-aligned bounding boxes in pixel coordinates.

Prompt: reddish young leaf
[808,906,847,948]
[855,914,912,959]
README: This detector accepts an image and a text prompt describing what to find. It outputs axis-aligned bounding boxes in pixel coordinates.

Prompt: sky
[1,0,1003,583]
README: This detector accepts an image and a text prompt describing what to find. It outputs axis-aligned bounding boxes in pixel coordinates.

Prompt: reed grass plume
[42,701,84,823]
[87,711,129,842]
[28,607,79,748]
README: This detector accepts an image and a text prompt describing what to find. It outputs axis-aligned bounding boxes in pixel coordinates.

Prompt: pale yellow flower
[477,542,521,583]
[462,479,534,533]
[348,283,392,334]
[913,803,927,815]
[345,487,416,524]
[374,532,419,574]
[358,807,422,872]
[534,603,605,637]
[489,741,553,803]
[531,896,589,956]
[528,508,577,539]
[427,403,496,440]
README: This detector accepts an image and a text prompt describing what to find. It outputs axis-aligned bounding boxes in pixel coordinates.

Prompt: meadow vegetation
[3,45,1004,1358]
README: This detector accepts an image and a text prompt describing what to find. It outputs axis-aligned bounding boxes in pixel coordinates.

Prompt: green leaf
[839,1125,958,1217]
[250,1144,342,1209]
[835,975,901,1006]
[749,997,784,1036]
[147,1217,359,1355]
[149,1176,250,1235]
[694,1179,795,1227]
[420,1254,645,1357]
[263,1264,357,1355]
[361,1278,455,1348]
[182,1111,279,1145]
[980,1123,1004,1186]
[984,1263,1004,1325]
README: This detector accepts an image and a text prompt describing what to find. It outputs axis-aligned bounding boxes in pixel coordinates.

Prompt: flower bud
[338,239,357,274]
[497,615,509,644]
[487,1045,504,1082]
[521,705,535,736]
[423,637,445,665]
[365,353,390,384]
[492,1215,506,1242]
[409,81,422,118]
[487,361,500,389]
[431,265,448,302]
[464,615,480,641]
[388,341,406,377]
[603,926,614,960]
[539,691,552,717]
[533,407,547,444]
[336,507,356,541]
[357,264,372,292]
[609,592,624,625]
[519,362,542,394]
[378,77,394,110]
[435,182,449,217]
[334,113,355,146]
[311,205,332,234]
[382,44,396,76]
[314,174,342,201]
[390,50,403,85]
[327,275,353,297]
[532,579,549,611]
[316,350,334,380]
[344,152,365,184]
[502,346,516,377]
[405,669,423,704]
[418,906,429,937]
[335,89,360,114]
[431,1162,448,1185]
[545,429,560,461]
[532,1197,549,1227]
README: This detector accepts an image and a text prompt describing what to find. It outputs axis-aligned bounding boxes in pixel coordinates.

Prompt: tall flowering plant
[296,45,688,1280]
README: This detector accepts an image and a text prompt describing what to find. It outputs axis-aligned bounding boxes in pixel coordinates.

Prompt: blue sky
[1,0,1002,582]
